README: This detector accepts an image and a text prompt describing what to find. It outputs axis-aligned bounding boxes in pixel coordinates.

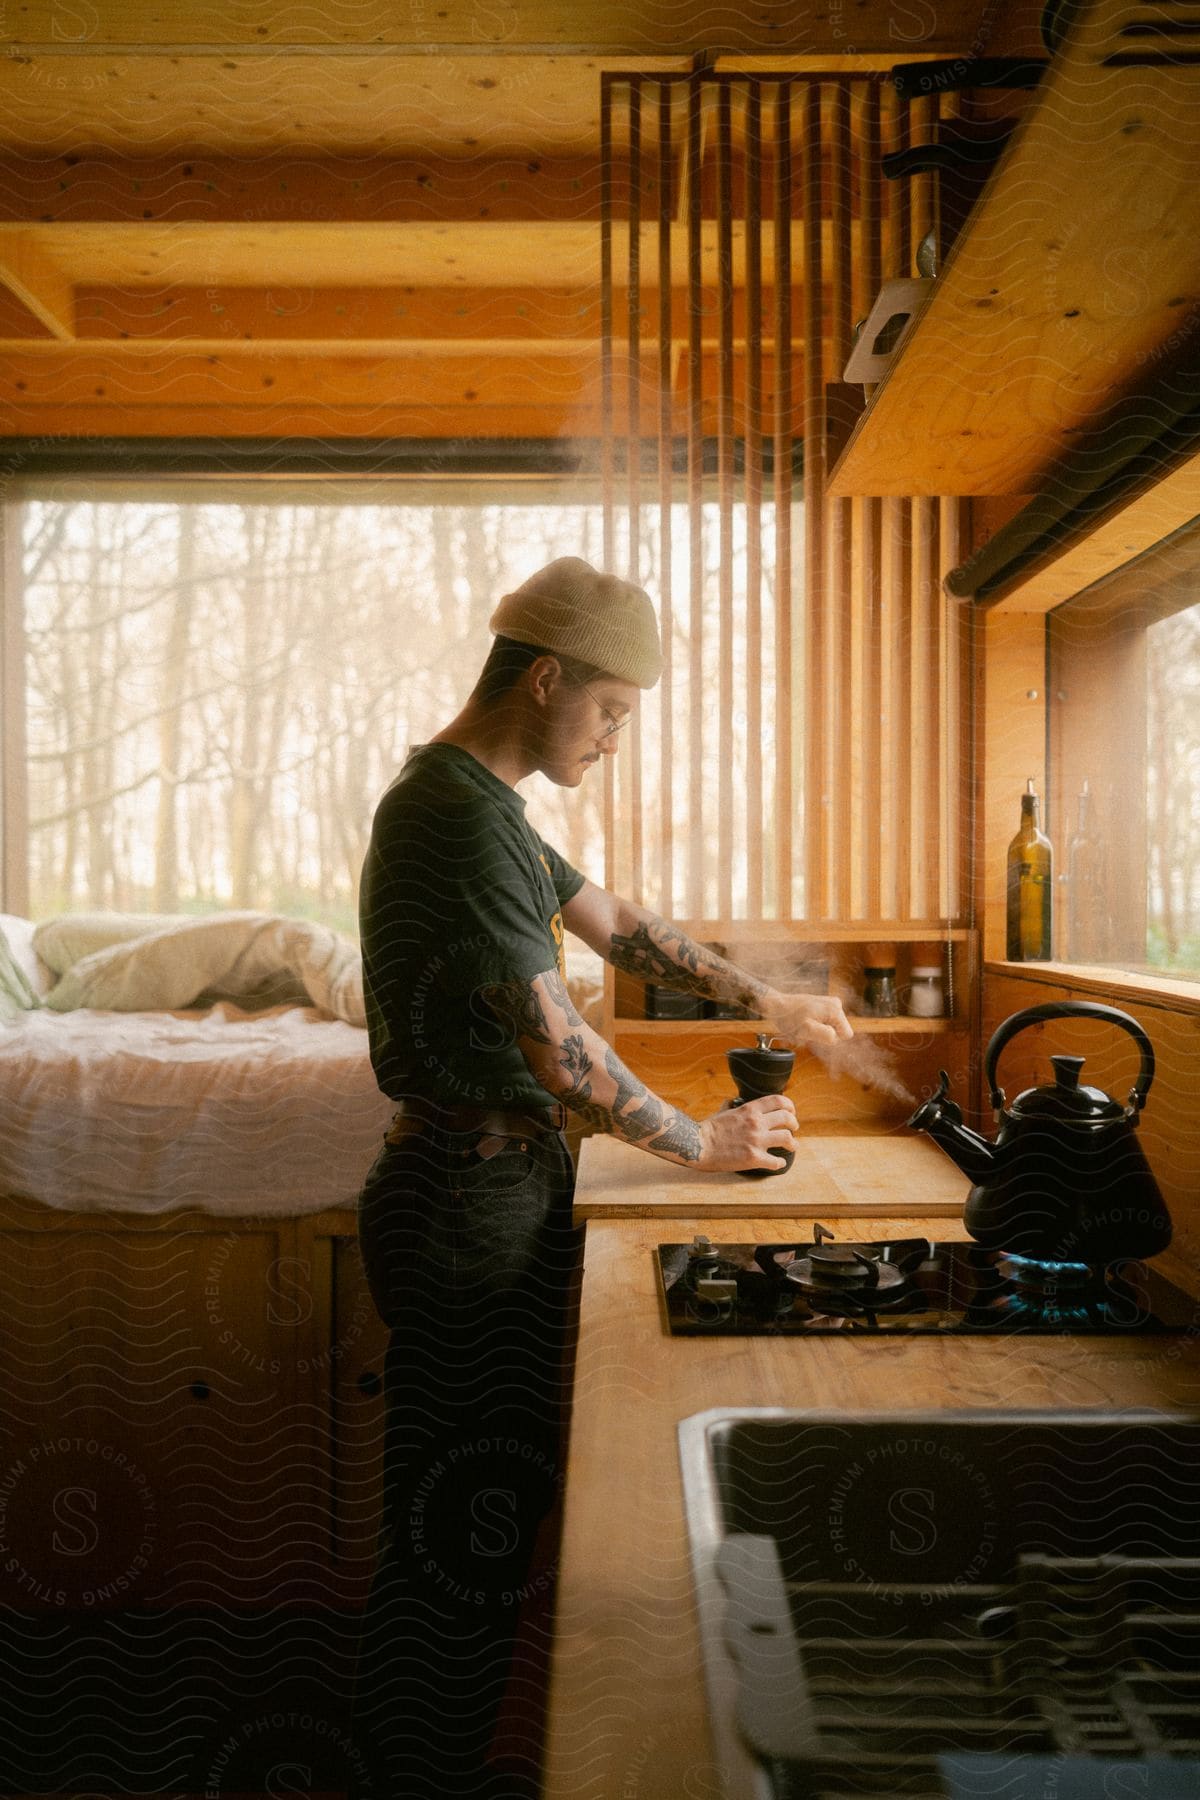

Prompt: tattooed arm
[561,880,852,1048]
[479,968,798,1174]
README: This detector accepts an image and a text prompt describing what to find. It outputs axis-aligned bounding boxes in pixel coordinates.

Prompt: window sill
[984,960,1200,1017]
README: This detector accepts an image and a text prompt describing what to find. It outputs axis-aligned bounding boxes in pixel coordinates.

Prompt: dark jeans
[351,1124,582,1800]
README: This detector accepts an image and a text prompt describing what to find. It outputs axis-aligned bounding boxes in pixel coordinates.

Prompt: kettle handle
[985,999,1155,1113]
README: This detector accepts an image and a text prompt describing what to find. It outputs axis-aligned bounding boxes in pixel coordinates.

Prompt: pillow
[31,911,182,976]
[0,912,54,1000]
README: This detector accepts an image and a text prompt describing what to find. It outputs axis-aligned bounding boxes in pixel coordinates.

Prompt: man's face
[538,665,640,787]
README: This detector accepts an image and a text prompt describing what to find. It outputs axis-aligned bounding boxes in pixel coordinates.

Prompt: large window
[15,484,611,932]
[8,479,799,932]
[1049,518,1200,979]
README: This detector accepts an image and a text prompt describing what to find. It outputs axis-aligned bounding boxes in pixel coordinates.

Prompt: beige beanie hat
[489,557,662,689]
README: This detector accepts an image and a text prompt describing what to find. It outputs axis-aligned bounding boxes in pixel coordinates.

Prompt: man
[352,557,850,1798]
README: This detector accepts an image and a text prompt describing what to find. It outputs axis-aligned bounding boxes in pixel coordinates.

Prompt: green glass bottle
[1006,778,1053,960]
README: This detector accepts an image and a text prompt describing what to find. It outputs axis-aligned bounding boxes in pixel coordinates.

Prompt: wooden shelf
[614,1016,963,1035]
[984,960,1200,1016]
[828,0,1200,499]
[645,921,970,943]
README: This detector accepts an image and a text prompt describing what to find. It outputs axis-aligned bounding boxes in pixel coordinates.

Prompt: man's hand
[767,990,853,1050]
[696,1095,799,1173]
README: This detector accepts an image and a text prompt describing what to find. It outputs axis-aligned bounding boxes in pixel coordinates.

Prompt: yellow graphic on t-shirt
[539,851,568,977]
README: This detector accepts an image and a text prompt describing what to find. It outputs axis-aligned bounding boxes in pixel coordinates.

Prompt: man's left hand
[764,990,853,1049]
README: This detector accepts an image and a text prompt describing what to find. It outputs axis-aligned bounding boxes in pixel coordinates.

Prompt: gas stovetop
[657,1228,1200,1334]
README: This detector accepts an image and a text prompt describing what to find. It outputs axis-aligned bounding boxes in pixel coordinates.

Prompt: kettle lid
[1009,1054,1124,1122]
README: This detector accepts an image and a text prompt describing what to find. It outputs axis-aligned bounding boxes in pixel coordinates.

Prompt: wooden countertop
[573,1126,969,1219]
[542,1207,1200,1800]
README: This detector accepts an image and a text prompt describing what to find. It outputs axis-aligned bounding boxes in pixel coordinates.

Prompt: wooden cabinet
[0,1200,387,1612]
[829,0,1200,500]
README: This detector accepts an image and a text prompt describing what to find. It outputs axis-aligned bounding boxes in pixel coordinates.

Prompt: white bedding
[0,1002,393,1216]
[0,933,606,1217]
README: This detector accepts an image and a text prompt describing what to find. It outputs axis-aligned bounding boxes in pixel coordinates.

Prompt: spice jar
[860,943,898,1018]
[906,963,945,1018]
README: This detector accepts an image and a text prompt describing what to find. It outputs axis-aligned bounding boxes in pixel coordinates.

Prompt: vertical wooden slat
[717,81,735,920]
[600,75,616,892]
[627,78,644,904]
[908,93,939,920]
[828,79,853,920]
[879,496,904,920]
[891,86,914,925]
[910,498,936,918]
[801,82,824,919]
[773,80,794,919]
[657,79,674,920]
[744,81,764,920]
[859,80,883,922]
[939,496,963,921]
[686,76,704,920]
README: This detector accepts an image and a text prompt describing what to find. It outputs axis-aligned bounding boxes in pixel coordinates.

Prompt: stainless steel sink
[679,1408,1200,1800]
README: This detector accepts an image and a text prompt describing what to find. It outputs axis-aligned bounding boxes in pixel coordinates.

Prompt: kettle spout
[906,1071,998,1184]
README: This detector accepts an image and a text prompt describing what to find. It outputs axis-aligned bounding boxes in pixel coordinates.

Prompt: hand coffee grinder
[726,1033,796,1179]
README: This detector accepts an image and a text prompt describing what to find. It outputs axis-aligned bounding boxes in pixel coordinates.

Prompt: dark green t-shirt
[359,743,586,1107]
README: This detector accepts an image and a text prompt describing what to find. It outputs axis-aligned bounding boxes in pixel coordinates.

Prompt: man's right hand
[696,1096,799,1173]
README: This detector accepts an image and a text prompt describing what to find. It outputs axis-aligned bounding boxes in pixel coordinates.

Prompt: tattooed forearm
[479,977,554,1045]
[647,1116,703,1163]
[556,1035,701,1164]
[558,1032,594,1103]
[508,971,706,1166]
[604,1046,670,1142]
[608,918,769,1014]
[540,966,586,1027]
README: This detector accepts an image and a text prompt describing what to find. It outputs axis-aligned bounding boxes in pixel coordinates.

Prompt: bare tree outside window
[18,490,796,934]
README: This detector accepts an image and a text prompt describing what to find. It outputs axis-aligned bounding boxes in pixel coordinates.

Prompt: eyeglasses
[580,681,634,739]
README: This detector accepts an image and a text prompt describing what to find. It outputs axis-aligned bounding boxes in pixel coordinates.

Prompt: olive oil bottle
[1006,778,1053,960]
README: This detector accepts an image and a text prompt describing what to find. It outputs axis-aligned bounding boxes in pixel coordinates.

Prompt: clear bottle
[1006,778,1053,961]
[1066,779,1106,964]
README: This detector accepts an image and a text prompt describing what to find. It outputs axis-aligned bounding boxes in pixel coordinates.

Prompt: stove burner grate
[657,1230,1197,1335]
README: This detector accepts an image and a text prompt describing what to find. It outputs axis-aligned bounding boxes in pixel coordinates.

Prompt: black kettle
[907,1000,1171,1263]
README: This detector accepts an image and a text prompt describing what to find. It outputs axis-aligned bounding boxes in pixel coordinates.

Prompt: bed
[0,909,605,1216]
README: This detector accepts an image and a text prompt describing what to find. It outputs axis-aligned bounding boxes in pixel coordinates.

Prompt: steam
[809,1032,917,1108]
[730,941,919,1108]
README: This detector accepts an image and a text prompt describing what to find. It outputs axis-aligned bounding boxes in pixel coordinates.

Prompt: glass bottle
[1066,779,1106,964]
[1006,778,1053,960]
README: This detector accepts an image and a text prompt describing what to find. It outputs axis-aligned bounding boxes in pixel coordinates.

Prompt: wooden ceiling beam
[0,155,611,226]
[0,396,807,440]
[52,283,821,348]
[0,348,816,405]
[0,349,608,409]
[0,235,74,340]
[0,401,611,439]
[0,152,854,226]
[0,1,976,53]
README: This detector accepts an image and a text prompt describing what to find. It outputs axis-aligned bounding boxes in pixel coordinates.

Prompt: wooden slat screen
[600,72,966,927]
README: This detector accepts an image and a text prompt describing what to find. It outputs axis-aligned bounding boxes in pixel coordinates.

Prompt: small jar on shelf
[903,940,949,1018]
[859,943,898,1018]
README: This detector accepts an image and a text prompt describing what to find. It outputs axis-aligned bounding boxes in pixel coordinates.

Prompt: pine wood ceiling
[0,1,998,443]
